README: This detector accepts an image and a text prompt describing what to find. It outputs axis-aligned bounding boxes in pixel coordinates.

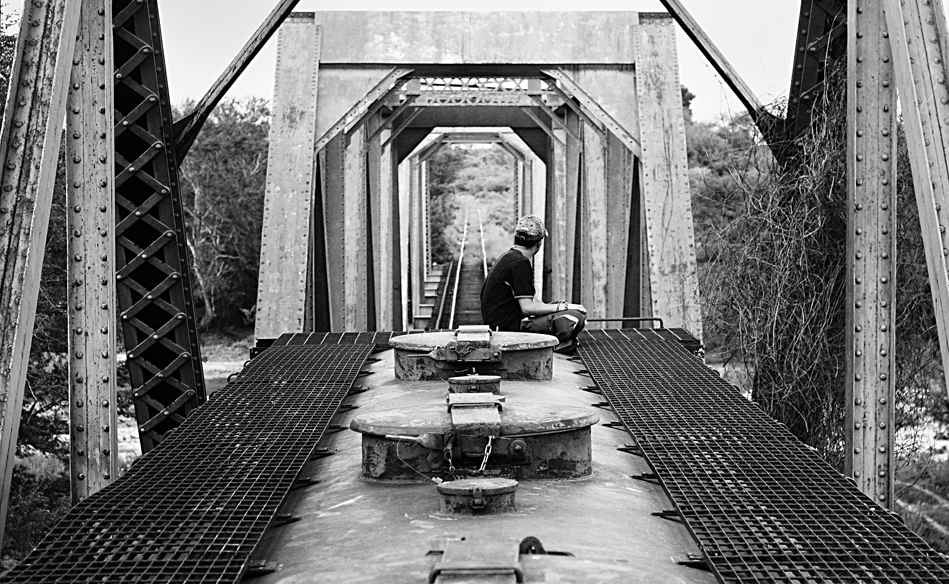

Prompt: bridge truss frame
[6,0,949,542]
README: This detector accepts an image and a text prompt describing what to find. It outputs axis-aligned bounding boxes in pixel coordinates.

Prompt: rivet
[855,325,863,332]
[856,228,863,235]
[99,205,107,212]
[77,425,84,432]
[102,400,109,407]
[883,81,890,88]
[102,425,109,432]
[855,423,861,429]
[882,203,889,210]
[856,350,863,357]
[76,400,83,408]
[104,473,111,480]
[880,397,887,404]
[882,154,890,161]
[883,105,889,112]
[881,324,889,332]
[102,277,109,285]
[77,473,85,480]
[879,446,886,453]
[881,277,888,284]
[881,349,887,356]
[100,327,108,333]
[856,251,863,260]
[854,448,861,454]
[856,179,864,186]
[101,351,109,358]
[882,129,890,136]
[857,130,864,137]
[882,300,888,308]
[855,374,862,381]
[879,470,887,477]
[856,301,863,308]
[856,277,863,284]
[882,179,889,186]
[856,204,863,211]
[854,470,861,477]
[857,154,864,161]
[74,255,82,262]
[880,373,887,381]
[73,230,81,237]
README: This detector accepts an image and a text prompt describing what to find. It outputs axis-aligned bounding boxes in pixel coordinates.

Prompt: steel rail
[478,211,488,278]
[435,261,455,330]
[448,211,469,330]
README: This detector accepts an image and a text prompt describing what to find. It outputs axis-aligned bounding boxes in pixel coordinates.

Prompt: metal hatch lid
[350,402,599,437]
[389,330,558,351]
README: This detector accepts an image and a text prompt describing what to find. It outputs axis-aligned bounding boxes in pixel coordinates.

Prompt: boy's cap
[515,215,547,242]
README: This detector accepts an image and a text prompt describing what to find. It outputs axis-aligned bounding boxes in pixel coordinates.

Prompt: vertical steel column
[67,0,118,503]
[581,122,608,326]
[255,15,320,339]
[409,155,422,326]
[368,112,396,330]
[0,0,81,541]
[398,158,411,330]
[634,14,702,337]
[564,111,581,303]
[343,126,368,330]
[321,137,345,331]
[884,0,949,407]
[530,150,547,300]
[847,0,897,509]
[605,133,635,320]
[112,0,205,451]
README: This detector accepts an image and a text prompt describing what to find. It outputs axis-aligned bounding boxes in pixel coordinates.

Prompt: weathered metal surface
[449,374,501,394]
[884,0,949,407]
[344,124,368,330]
[113,0,206,451]
[581,122,608,328]
[352,401,596,481]
[0,0,81,541]
[542,68,641,157]
[787,0,847,140]
[311,12,638,65]
[314,68,411,152]
[846,0,897,509]
[634,14,702,338]
[320,137,345,330]
[437,478,518,515]
[66,0,118,504]
[255,14,320,339]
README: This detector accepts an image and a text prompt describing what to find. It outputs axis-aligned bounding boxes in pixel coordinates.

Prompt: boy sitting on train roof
[480,214,587,354]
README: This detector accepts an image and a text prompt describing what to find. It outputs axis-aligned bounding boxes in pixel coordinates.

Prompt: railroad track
[433,211,487,329]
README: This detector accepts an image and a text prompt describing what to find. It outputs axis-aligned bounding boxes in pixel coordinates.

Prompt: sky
[3,0,801,122]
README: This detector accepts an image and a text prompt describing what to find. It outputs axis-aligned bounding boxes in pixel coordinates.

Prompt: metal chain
[444,439,455,473]
[478,436,494,473]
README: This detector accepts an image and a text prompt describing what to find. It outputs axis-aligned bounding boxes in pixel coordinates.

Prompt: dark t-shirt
[480,249,535,331]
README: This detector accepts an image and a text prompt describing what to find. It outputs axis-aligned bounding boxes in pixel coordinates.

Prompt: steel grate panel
[4,344,370,583]
[578,336,949,583]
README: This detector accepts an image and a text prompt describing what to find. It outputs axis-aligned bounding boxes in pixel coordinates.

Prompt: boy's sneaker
[554,338,577,355]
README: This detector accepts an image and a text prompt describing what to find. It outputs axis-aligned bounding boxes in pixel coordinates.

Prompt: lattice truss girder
[112,0,205,451]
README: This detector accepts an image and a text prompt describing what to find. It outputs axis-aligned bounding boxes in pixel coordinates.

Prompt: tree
[177,97,270,330]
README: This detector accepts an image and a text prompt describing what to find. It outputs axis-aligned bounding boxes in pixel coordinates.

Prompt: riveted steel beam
[0,0,82,544]
[113,0,205,452]
[846,0,897,510]
[884,0,949,410]
[787,0,847,139]
[67,0,118,504]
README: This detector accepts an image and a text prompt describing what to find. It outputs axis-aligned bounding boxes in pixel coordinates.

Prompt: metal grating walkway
[3,344,371,583]
[578,329,949,583]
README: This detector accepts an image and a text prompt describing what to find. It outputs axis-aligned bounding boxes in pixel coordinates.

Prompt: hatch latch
[448,393,504,437]
[429,537,524,583]
[431,325,502,364]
